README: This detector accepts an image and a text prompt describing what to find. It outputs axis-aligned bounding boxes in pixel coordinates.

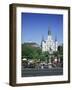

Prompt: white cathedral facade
[41,29,58,53]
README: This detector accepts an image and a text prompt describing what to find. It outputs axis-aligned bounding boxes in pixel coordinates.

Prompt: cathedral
[41,29,58,53]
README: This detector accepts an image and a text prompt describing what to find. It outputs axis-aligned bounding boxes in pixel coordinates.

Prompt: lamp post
[48,48,52,68]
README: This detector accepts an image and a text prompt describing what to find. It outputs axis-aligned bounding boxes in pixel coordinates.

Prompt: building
[41,28,58,53]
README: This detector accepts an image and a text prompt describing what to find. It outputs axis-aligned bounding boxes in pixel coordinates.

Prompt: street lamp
[48,48,53,68]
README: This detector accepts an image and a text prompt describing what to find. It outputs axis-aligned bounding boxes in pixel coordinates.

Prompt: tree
[53,51,59,57]
[44,51,49,63]
[39,51,49,63]
[22,43,42,61]
[58,45,63,55]
[39,53,45,62]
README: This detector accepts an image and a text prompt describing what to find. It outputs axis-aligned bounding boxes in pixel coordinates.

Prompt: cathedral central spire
[48,27,51,35]
[48,30,51,35]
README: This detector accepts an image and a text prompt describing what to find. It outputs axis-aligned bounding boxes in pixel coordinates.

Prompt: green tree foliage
[22,43,63,63]
[58,45,63,63]
[58,45,63,55]
[22,43,50,63]
[53,45,63,57]
[53,51,59,57]
[22,43,42,60]
[53,45,63,63]
[39,51,49,63]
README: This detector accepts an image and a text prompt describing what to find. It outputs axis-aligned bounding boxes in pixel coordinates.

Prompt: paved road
[22,68,63,77]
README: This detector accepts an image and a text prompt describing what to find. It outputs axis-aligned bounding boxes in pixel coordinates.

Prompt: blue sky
[21,13,63,45]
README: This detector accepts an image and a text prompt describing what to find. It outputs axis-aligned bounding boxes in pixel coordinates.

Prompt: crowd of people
[22,57,63,69]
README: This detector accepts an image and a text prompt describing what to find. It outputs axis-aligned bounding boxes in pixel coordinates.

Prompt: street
[22,68,63,77]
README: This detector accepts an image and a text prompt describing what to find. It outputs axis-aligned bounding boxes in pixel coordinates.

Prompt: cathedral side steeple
[41,35,46,52]
[55,36,58,51]
[42,35,44,41]
[55,36,57,41]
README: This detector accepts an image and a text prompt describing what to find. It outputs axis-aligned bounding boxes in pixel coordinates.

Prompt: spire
[48,26,51,35]
[55,36,57,41]
[42,35,44,41]
[41,35,45,48]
